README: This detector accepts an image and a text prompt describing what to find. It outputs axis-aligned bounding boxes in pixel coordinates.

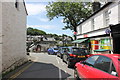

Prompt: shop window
[100,39,111,50]
[91,40,99,50]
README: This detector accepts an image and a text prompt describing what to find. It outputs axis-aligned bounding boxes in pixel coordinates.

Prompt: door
[77,55,99,79]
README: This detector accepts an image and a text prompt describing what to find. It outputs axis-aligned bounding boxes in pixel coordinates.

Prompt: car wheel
[74,69,81,80]
[67,60,72,68]
[60,54,63,59]
[57,54,59,57]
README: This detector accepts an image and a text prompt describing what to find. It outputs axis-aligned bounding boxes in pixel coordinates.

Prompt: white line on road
[59,68,62,80]
[56,57,62,80]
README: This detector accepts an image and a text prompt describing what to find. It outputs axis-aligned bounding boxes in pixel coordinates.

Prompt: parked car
[47,48,59,55]
[62,47,91,68]
[57,47,69,58]
[74,54,120,80]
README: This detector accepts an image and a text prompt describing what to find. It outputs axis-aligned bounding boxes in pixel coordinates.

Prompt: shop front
[90,37,112,54]
[77,27,112,54]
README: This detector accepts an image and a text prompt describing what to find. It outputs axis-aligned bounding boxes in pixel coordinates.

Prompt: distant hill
[27,27,73,41]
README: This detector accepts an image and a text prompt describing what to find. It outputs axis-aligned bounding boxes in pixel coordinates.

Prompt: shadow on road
[13,62,71,79]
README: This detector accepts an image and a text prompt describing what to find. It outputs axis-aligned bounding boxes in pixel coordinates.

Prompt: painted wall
[119,1,120,23]
[77,2,119,35]
[109,3,119,25]
[2,1,27,73]
[0,1,2,76]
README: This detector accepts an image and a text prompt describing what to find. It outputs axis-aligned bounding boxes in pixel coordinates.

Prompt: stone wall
[2,1,28,73]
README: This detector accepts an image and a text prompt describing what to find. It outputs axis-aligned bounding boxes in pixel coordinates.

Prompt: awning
[72,38,88,43]
[94,49,110,52]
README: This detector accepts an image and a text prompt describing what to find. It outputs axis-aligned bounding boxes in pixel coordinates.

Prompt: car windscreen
[72,48,87,55]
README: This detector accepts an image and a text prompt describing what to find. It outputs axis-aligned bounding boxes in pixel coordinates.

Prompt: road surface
[14,52,74,79]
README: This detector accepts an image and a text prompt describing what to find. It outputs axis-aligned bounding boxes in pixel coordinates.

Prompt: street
[14,52,74,79]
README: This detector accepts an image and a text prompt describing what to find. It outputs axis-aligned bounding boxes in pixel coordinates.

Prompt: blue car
[47,48,59,55]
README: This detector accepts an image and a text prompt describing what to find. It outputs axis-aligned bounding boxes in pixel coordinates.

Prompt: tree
[46,2,92,32]
[27,27,46,35]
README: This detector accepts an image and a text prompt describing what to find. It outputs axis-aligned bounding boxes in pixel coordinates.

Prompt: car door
[77,55,99,79]
[93,56,116,79]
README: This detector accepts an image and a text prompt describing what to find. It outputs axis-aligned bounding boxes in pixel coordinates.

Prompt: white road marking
[56,57,62,80]
[59,68,62,80]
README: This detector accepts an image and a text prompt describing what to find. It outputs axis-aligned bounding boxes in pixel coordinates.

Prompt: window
[85,55,99,66]
[15,0,19,10]
[110,64,118,76]
[105,10,110,27]
[54,48,58,50]
[91,18,95,30]
[94,56,111,73]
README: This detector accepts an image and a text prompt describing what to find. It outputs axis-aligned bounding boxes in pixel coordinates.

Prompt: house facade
[76,2,120,54]
[1,0,28,74]
[0,1,2,77]
[27,35,57,52]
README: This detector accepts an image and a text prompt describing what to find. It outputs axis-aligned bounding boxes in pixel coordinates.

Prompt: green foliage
[27,27,73,41]
[46,2,92,32]
[27,27,46,35]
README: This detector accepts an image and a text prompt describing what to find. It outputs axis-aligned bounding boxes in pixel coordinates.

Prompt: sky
[25,1,74,36]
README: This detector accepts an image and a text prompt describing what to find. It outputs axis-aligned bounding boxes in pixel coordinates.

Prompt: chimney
[92,2,101,13]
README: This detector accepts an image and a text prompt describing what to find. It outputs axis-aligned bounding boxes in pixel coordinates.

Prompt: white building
[0,0,28,74]
[76,2,120,54]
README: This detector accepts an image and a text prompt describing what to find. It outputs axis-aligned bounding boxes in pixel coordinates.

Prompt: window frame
[15,0,19,10]
[104,10,110,27]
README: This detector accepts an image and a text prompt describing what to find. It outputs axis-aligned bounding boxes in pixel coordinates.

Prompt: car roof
[93,54,120,59]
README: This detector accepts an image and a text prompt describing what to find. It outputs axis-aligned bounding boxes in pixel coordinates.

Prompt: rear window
[54,48,58,50]
[72,48,87,55]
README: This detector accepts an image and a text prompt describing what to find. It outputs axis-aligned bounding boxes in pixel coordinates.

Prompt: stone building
[27,35,57,52]
[0,0,28,74]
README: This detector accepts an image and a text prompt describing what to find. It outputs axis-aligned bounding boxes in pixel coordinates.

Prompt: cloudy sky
[25,1,73,36]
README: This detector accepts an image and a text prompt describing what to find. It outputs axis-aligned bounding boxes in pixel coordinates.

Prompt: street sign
[105,29,111,34]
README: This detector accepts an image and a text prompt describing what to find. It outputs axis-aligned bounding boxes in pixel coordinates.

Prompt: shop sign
[84,34,88,38]
[74,32,77,35]
[105,29,111,34]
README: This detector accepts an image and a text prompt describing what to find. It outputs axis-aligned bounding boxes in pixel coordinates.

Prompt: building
[76,1,120,54]
[27,35,57,52]
[1,0,28,74]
